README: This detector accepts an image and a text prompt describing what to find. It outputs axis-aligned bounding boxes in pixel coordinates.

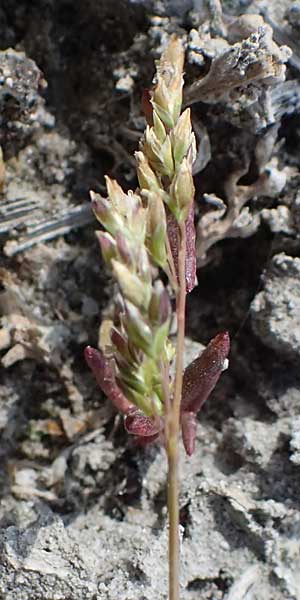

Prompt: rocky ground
[1,1,300,599]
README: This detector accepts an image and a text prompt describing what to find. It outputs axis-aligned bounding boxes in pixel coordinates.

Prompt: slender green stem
[166,220,187,600]
[167,441,180,600]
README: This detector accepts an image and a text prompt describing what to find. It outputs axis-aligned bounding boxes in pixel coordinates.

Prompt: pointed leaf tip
[180,332,230,454]
[212,330,230,355]
[181,331,230,414]
[84,345,103,369]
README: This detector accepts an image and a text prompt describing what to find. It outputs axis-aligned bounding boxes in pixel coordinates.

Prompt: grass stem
[166,220,187,600]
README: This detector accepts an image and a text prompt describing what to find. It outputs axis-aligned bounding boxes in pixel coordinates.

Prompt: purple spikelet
[180,331,230,455]
[84,346,133,414]
[124,409,162,438]
[85,346,163,444]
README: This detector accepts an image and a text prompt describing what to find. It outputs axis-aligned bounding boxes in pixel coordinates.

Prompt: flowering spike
[170,158,195,222]
[171,108,193,167]
[91,194,121,236]
[145,192,168,267]
[135,151,161,193]
[149,282,171,325]
[153,112,166,144]
[84,37,230,600]
[86,38,229,461]
[96,231,117,265]
[152,37,184,128]
[115,233,132,265]
[123,301,153,354]
[84,346,133,414]
[111,328,132,361]
[105,176,130,216]
[111,260,151,310]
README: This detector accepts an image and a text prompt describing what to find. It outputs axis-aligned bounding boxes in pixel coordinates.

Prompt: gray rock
[223,417,281,467]
[0,510,100,600]
[287,2,300,30]
[289,416,300,465]
[251,254,300,359]
[266,514,300,599]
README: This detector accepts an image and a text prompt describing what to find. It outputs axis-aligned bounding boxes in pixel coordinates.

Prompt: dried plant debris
[0,130,94,256]
[167,6,296,268]
[259,0,300,71]
[185,13,291,129]
[196,143,288,265]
